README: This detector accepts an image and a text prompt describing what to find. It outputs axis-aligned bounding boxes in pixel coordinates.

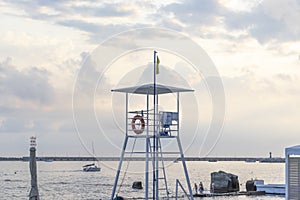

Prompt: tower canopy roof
[111,83,194,95]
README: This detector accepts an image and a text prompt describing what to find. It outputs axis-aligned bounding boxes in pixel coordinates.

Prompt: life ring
[131,115,145,134]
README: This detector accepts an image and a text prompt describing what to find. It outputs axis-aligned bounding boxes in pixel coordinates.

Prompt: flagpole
[153,50,157,199]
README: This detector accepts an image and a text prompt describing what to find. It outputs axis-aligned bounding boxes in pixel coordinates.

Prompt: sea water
[0,161,285,199]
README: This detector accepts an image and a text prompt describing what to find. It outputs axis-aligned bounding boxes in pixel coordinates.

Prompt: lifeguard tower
[110,83,195,199]
[110,53,194,200]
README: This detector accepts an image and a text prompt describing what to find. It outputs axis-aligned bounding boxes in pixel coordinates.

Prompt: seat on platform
[160,112,178,136]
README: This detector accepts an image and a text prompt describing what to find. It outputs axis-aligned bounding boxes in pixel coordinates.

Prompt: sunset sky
[0,0,299,157]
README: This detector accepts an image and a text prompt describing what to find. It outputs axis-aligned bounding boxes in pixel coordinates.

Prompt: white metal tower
[110,83,194,200]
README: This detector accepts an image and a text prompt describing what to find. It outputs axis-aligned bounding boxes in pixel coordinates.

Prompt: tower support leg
[176,136,194,200]
[145,137,150,199]
[111,136,128,200]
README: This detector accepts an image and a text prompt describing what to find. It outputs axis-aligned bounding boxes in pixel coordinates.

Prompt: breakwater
[0,156,285,163]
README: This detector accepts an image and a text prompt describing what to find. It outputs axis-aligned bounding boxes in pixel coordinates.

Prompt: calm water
[0,161,285,199]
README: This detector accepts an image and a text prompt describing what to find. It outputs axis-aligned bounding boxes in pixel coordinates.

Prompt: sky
[0,0,299,157]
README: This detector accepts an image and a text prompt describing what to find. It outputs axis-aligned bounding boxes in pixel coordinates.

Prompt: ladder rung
[125,151,146,154]
[158,188,167,190]
[159,152,180,154]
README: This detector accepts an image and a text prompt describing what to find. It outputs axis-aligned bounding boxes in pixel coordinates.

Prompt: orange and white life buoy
[131,115,145,134]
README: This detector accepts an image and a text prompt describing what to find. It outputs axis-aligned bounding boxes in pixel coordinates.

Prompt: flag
[156,56,160,74]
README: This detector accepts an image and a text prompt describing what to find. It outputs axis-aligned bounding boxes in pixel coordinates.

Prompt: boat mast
[92,141,95,164]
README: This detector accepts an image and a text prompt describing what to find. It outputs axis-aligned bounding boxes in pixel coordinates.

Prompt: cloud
[0,57,57,134]
[210,71,300,156]
[275,73,292,82]
[0,57,54,105]
[3,0,136,37]
[57,19,134,44]
[71,3,133,17]
[2,1,176,44]
[4,0,300,45]
[162,0,221,26]
[159,0,300,43]
[0,55,81,135]
[224,0,300,43]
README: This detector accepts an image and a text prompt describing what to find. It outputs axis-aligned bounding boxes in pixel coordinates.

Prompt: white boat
[255,180,285,195]
[83,142,101,172]
[83,163,101,172]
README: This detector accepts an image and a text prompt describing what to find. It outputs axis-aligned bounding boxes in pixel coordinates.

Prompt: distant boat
[208,159,218,162]
[44,159,54,162]
[83,163,101,172]
[83,142,101,172]
[245,158,256,163]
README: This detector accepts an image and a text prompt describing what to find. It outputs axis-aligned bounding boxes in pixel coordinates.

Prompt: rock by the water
[210,171,239,193]
[132,181,143,189]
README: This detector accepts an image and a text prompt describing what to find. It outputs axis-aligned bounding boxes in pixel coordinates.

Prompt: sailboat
[82,163,100,172]
[83,142,101,172]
